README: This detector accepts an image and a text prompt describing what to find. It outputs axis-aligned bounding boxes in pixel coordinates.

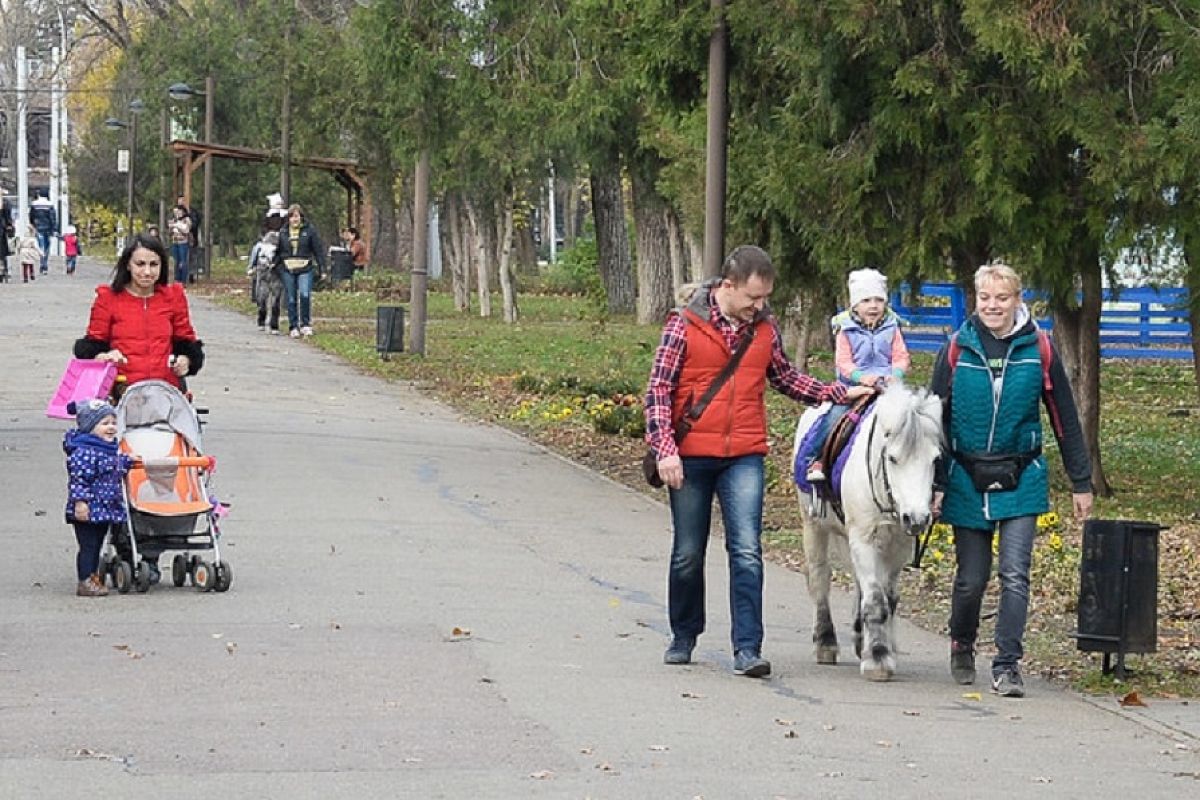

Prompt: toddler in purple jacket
[64,399,135,597]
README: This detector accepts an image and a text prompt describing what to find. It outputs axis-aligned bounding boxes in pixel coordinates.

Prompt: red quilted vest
[673,308,774,457]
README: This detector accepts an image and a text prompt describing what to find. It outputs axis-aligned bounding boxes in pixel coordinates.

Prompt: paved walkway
[1,255,1197,798]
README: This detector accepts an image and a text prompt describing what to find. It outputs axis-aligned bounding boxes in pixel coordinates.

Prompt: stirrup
[807,489,826,517]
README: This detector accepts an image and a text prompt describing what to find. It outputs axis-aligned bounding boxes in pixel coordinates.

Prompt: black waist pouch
[958,449,1040,493]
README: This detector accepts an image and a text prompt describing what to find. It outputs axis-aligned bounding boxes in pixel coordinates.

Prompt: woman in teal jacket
[930,263,1093,698]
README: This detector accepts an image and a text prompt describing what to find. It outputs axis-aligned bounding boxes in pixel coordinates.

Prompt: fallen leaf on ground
[902,709,921,716]
[961,692,982,701]
[1119,690,1147,707]
[451,626,471,637]
[112,644,129,651]
[774,718,794,726]
[784,730,798,739]
[681,691,704,699]
[225,642,236,655]
[649,744,669,751]
[529,770,553,780]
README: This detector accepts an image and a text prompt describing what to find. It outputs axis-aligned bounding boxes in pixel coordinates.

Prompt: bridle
[865,414,899,518]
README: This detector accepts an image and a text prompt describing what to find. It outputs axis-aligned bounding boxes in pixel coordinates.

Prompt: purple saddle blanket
[793,404,874,496]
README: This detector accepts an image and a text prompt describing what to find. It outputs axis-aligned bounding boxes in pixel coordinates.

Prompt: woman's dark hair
[347,226,359,238]
[111,234,170,291]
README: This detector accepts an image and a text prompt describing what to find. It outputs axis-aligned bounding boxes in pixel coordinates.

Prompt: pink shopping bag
[46,358,118,419]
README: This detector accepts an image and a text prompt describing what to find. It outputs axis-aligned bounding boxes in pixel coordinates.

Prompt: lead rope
[865,416,897,516]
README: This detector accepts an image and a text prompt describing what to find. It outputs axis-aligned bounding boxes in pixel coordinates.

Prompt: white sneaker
[258,325,267,332]
[289,329,301,339]
[300,326,314,337]
[269,329,281,336]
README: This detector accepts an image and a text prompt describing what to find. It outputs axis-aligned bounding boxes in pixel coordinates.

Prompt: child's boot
[76,575,109,597]
[805,459,827,483]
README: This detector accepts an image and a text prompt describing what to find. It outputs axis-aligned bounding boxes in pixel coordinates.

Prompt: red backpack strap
[1037,329,1053,392]
[947,333,961,375]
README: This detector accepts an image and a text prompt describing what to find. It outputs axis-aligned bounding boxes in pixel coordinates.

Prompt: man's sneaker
[300,325,314,337]
[289,329,301,339]
[258,325,267,332]
[663,637,695,665]
[269,329,281,336]
[950,641,976,685]
[805,461,827,482]
[733,649,771,678]
[991,668,1025,698]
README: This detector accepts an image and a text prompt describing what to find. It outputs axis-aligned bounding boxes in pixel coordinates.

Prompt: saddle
[805,394,877,522]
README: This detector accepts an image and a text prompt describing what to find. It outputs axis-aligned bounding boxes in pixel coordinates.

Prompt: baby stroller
[100,380,232,593]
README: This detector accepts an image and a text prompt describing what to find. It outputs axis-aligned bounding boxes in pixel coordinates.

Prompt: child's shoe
[805,460,827,483]
[76,575,109,597]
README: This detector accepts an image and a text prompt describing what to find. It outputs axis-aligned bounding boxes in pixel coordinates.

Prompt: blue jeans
[807,403,849,467]
[172,243,190,284]
[667,454,766,653]
[36,230,51,272]
[949,515,1037,673]
[280,268,313,330]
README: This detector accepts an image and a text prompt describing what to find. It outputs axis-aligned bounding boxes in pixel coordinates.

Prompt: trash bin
[1075,519,1162,678]
[376,306,405,359]
[189,245,207,280]
[329,247,354,285]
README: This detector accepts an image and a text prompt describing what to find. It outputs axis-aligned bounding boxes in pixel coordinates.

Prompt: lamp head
[128,98,145,114]
[104,117,126,131]
[167,82,197,101]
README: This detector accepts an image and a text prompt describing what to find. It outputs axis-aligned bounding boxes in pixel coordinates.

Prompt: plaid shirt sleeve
[644,312,687,460]
[765,318,848,405]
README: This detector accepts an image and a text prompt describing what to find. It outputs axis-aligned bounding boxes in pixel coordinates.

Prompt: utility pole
[50,46,61,255]
[203,74,214,277]
[703,0,729,278]
[280,23,292,202]
[17,46,29,235]
[410,149,431,356]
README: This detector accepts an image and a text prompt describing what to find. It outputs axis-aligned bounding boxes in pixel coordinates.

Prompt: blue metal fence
[890,283,1192,360]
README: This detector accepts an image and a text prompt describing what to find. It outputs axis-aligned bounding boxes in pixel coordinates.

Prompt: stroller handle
[132,456,215,470]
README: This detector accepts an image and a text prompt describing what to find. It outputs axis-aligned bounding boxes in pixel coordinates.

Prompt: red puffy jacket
[84,283,199,388]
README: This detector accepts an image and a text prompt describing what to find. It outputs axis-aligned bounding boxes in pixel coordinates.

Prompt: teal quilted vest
[941,321,1049,528]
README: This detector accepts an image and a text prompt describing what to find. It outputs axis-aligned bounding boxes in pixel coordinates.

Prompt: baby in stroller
[99,380,232,593]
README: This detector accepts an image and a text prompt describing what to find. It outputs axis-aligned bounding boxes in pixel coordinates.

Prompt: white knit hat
[848,268,888,308]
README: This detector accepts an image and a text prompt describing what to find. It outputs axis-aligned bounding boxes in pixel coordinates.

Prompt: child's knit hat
[68,398,117,433]
[848,268,889,308]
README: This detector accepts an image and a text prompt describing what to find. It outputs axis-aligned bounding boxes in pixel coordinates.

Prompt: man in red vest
[644,245,873,677]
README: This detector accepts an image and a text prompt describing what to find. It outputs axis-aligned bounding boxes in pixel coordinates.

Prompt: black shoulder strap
[674,322,757,443]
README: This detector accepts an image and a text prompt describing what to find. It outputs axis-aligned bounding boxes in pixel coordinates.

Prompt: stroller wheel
[172,555,188,587]
[193,561,216,592]
[134,563,152,593]
[114,561,133,594]
[214,561,233,593]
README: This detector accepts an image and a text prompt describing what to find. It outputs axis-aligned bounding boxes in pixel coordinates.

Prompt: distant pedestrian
[63,226,81,275]
[146,224,161,243]
[18,225,42,283]
[275,203,325,338]
[248,230,283,334]
[63,398,136,597]
[29,192,57,274]
[169,205,192,284]
[0,197,13,281]
[343,226,367,270]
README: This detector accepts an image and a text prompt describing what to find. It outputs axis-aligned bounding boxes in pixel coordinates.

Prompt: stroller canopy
[116,380,203,452]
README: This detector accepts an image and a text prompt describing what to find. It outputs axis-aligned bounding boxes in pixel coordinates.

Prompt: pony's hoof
[861,662,894,682]
[815,645,839,665]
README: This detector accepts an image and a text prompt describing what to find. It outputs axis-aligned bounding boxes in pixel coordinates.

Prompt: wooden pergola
[169,139,371,251]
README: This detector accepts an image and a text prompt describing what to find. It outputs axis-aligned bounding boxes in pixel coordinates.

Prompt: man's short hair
[721,245,775,285]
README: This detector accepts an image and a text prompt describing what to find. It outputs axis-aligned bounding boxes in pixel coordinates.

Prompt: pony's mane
[873,382,944,456]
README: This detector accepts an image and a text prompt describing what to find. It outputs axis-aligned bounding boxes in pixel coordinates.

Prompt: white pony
[792,382,943,681]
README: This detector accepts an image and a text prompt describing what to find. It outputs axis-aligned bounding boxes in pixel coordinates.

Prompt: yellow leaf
[962,692,982,701]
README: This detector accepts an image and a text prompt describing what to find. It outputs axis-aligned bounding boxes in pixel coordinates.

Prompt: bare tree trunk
[496,194,518,323]
[443,193,470,312]
[665,207,694,294]
[590,157,635,314]
[785,286,838,370]
[563,180,580,248]
[1054,243,1109,496]
[367,166,399,270]
[630,170,674,324]
[466,198,491,318]
[686,231,704,283]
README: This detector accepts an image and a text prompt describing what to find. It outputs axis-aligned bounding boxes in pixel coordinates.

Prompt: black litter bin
[1075,519,1162,678]
[330,247,354,286]
[376,306,405,359]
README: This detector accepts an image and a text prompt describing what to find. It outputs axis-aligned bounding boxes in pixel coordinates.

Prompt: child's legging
[72,521,110,580]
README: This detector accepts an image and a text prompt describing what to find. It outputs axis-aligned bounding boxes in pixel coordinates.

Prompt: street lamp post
[105,98,145,241]
[167,77,214,278]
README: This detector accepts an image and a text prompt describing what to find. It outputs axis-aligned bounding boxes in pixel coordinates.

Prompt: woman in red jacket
[74,234,205,391]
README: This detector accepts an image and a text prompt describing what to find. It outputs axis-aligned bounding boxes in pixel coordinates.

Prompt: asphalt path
[1,255,1198,798]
